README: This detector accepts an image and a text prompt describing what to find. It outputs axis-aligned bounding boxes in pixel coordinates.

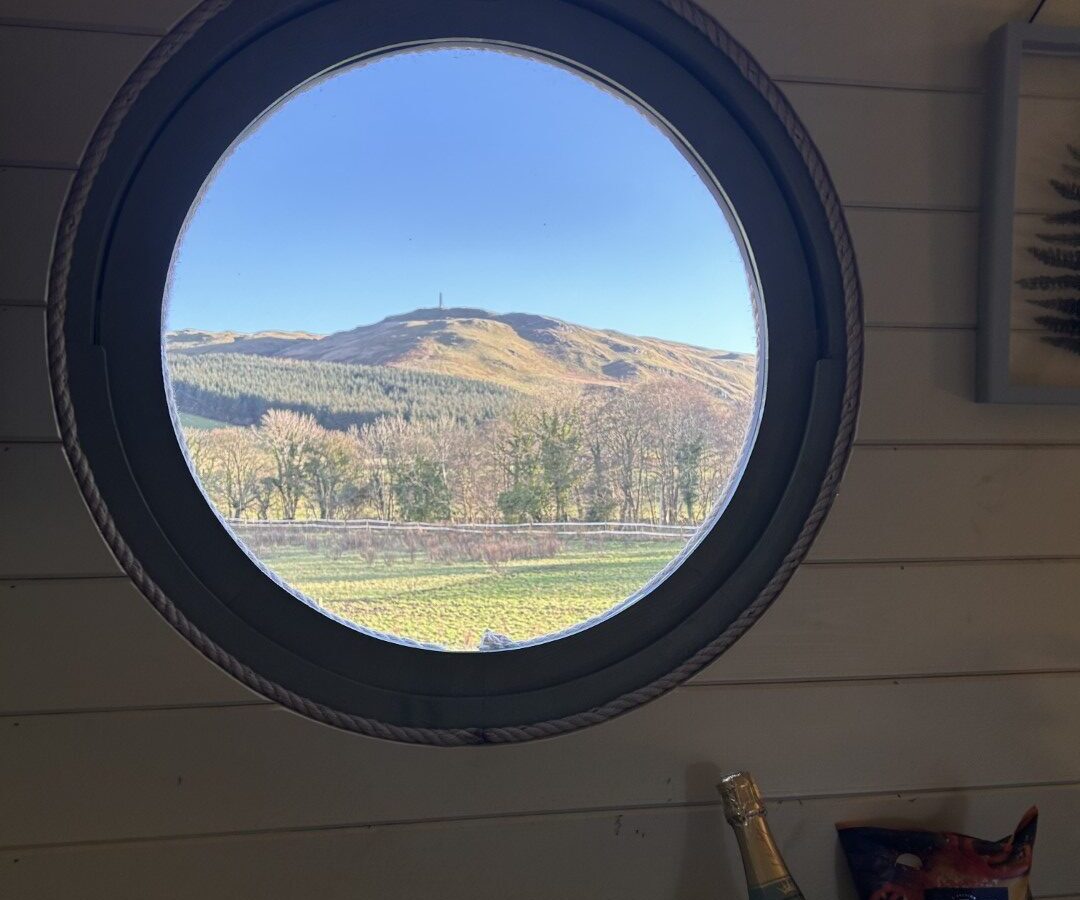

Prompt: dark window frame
[52,0,862,743]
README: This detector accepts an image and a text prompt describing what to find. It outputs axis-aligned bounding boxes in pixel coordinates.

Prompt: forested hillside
[168,352,515,429]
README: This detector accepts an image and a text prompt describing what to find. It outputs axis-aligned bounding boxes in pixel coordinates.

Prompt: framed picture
[979,22,1080,403]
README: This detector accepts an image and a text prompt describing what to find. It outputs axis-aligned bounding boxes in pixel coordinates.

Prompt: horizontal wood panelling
[0,0,192,32]
[857,328,1080,445]
[784,83,982,209]
[1,783,1074,900]
[2,7,1079,894]
[0,445,121,578]
[0,306,58,440]
[850,207,977,328]
[1,0,1062,97]
[0,36,984,207]
[19,314,1080,450]
[0,1,1040,90]
[0,26,153,167]
[706,0,1025,91]
[5,558,1078,714]
[4,442,1080,580]
[0,579,255,714]
[4,674,1078,847]
[0,87,992,328]
[0,167,70,302]
[810,445,1080,562]
[694,558,1080,683]
[0,202,988,325]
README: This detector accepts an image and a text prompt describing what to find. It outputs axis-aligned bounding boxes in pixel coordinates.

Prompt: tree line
[168,352,514,430]
[182,378,751,527]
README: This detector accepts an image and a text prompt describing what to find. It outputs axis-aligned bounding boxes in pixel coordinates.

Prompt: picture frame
[978,21,1080,403]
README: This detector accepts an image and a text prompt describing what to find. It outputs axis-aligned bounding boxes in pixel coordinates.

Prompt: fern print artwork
[1020,143,1080,356]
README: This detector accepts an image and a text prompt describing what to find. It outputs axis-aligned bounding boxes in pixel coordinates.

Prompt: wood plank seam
[4,669,1078,720]
[0,18,167,37]
[3,779,1077,855]
[862,324,974,331]
[844,201,978,213]
[0,574,131,584]
[687,667,1080,686]
[5,557,1080,583]
[0,22,1018,94]
[0,701,272,719]
[804,554,1080,565]
[0,165,987,215]
[2,25,1070,101]
[0,297,51,306]
[8,668,1080,719]
[0,160,79,171]
[853,441,1080,448]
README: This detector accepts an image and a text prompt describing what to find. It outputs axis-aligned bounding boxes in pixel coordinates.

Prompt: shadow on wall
[675,760,734,897]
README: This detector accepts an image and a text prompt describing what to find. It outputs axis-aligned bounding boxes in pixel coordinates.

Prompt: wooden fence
[226,519,699,541]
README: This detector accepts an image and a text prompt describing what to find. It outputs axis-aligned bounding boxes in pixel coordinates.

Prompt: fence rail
[226,518,699,540]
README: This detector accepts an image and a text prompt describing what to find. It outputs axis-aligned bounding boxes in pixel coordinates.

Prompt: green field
[178,411,231,429]
[251,537,685,650]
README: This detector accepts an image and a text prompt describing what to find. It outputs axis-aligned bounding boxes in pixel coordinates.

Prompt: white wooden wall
[3,2,1080,897]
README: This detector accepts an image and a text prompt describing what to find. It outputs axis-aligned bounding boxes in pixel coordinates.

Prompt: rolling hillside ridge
[167,307,757,402]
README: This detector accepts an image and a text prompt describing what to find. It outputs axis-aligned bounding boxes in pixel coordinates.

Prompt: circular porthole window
[51,0,861,743]
[164,45,764,652]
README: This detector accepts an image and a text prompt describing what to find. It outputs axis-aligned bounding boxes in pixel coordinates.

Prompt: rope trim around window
[46,0,862,745]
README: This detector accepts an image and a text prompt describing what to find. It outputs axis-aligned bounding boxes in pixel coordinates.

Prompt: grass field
[178,411,231,429]
[250,536,687,650]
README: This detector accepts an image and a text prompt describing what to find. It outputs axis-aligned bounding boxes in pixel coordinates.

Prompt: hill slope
[167,307,757,403]
[167,353,515,430]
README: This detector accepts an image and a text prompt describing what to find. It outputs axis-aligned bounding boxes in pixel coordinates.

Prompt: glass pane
[163,45,764,651]
[1009,49,1080,388]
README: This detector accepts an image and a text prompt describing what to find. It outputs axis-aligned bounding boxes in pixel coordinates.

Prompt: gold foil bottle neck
[719,771,766,825]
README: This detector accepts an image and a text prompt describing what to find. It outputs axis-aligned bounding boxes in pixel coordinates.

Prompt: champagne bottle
[719,772,806,900]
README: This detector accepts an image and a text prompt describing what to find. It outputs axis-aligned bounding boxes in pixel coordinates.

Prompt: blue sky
[165,47,757,353]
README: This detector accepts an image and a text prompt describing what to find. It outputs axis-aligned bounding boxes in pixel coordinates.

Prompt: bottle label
[748,876,802,900]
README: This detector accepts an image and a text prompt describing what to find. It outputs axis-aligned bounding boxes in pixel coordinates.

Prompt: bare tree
[305,426,364,519]
[180,426,213,479]
[251,476,276,520]
[202,426,266,518]
[258,409,320,519]
[176,374,754,528]
[597,387,650,522]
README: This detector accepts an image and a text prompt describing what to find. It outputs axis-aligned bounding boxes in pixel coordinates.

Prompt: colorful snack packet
[838,807,1037,900]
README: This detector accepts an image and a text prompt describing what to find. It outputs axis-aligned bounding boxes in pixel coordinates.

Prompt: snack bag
[838,807,1037,900]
